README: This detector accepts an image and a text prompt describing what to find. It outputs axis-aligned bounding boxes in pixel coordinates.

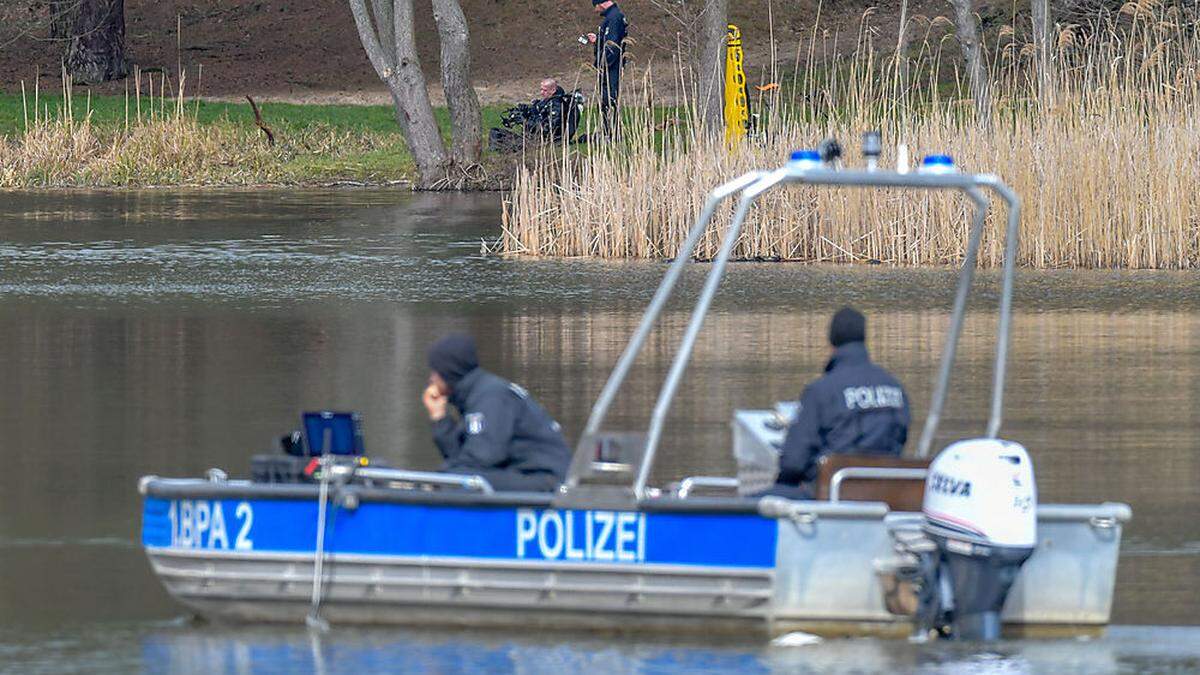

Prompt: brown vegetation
[502,6,1200,269]
[0,72,406,187]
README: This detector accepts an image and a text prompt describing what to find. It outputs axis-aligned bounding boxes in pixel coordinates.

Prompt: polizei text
[516,509,646,562]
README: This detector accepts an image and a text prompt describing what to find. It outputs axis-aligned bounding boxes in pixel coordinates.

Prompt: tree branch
[370,0,394,62]
[245,95,275,147]
[348,0,393,79]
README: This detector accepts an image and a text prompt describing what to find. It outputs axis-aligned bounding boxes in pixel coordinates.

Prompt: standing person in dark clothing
[767,307,911,498]
[423,333,572,492]
[587,0,627,137]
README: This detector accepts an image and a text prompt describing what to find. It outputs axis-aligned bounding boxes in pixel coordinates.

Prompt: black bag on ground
[489,127,527,153]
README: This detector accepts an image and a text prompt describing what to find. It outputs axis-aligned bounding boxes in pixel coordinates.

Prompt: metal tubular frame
[580,171,766,438]
[987,181,1023,438]
[634,169,792,497]
[915,187,988,458]
[576,162,1022,500]
[347,467,495,494]
[673,476,741,498]
[829,467,929,502]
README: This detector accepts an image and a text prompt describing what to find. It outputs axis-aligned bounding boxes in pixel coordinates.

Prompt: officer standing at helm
[766,307,911,498]
[423,333,572,492]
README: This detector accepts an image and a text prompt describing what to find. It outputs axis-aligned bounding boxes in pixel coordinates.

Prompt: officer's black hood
[829,307,866,347]
[428,333,479,388]
[825,341,871,372]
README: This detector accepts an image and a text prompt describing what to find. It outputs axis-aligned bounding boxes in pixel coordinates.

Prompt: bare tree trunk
[49,0,75,39]
[697,0,727,135]
[349,0,448,189]
[948,0,990,128]
[64,0,127,83]
[430,0,481,168]
[388,0,449,186]
[1031,0,1052,104]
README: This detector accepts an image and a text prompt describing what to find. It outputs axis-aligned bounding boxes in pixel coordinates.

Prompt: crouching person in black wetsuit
[422,333,572,492]
[488,79,582,152]
[765,307,911,499]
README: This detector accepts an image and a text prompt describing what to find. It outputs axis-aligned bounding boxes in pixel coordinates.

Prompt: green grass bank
[0,89,515,188]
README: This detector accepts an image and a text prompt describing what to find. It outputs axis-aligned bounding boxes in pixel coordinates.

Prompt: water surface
[1,189,1197,672]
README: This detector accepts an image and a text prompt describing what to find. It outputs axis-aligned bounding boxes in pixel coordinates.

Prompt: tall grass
[502,6,1200,269]
[0,70,413,187]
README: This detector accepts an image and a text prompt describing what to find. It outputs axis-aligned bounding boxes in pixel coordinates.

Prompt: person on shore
[765,307,911,499]
[487,78,580,152]
[586,0,627,137]
[423,333,572,492]
[532,78,578,142]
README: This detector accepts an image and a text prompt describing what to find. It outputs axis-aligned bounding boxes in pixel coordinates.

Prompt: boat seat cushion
[815,454,930,512]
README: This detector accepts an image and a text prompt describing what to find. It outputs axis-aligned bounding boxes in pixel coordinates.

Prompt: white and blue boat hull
[140,479,1129,637]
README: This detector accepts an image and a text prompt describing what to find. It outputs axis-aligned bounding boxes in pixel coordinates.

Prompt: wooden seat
[815,454,930,512]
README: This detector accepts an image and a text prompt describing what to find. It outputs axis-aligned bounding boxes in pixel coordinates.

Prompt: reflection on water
[4,624,1200,674]
[1,189,1198,671]
[132,625,1200,674]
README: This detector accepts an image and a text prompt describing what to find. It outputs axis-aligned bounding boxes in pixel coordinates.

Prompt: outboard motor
[915,438,1037,640]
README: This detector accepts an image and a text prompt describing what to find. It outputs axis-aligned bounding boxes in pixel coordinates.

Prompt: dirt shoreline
[1,1,956,107]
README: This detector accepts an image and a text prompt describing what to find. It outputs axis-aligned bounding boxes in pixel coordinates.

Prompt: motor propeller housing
[916,438,1038,640]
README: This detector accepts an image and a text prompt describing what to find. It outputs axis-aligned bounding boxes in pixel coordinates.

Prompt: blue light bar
[920,154,957,174]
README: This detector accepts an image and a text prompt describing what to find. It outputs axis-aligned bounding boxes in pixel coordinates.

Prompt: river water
[0,189,1197,673]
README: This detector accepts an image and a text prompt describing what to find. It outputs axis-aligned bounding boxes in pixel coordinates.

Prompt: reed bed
[502,6,1200,269]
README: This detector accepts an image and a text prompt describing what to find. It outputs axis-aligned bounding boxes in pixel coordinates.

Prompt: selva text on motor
[928,471,972,497]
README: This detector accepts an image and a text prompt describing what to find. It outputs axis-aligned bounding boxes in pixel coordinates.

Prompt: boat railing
[829,467,928,503]
[669,468,930,501]
[331,466,495,494]
[568,135,1021,502]
[671,476,740,498]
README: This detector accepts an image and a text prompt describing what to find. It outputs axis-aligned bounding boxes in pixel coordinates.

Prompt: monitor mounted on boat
[302,411,365,456]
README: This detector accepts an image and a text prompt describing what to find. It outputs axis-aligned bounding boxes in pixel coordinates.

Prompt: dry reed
[0,70,402,187]
[502,8,1200,269]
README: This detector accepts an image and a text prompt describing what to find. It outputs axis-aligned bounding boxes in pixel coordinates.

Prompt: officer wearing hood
[769,307,911,497]
[423,333,572,492]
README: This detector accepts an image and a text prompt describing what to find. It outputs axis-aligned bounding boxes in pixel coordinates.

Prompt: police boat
[138,136,1131,640]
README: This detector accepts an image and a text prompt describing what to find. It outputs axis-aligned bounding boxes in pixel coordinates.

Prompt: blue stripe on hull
[142,497,778,569]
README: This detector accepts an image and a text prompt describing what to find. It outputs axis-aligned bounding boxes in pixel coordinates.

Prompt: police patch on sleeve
[465,412,486,435]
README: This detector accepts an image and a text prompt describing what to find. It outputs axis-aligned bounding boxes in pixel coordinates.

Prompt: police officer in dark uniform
[423,333,572,492]
[587,0,627,137]
[768,307,911,498]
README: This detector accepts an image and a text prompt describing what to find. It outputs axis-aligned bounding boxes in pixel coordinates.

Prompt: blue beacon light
[788,149,823,170]
[920,154,957,173]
